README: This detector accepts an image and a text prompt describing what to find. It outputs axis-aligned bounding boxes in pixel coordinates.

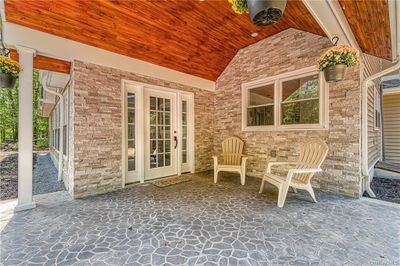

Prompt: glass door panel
[126,92,138,183]
[145,91,177,179]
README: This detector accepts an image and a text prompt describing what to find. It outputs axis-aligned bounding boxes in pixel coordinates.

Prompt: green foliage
[281,79,319,125]
[0,70,48,147]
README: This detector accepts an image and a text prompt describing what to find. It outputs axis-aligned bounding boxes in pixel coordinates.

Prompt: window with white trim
[53,103,60,151]
[374,88,381,129]
[242,67,328,131]
[63,89,69,156]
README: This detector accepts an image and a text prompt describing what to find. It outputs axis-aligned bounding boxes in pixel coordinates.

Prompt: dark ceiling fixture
[247,0,287,27]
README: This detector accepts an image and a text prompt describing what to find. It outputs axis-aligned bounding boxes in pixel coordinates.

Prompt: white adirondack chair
[213,136,248,185]
[259,140,329,207]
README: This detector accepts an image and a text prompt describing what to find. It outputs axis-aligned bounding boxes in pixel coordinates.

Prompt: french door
[123,83,194,184]
[144,89,177,179]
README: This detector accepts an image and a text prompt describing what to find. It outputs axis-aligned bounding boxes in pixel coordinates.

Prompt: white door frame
[121,79,195,187]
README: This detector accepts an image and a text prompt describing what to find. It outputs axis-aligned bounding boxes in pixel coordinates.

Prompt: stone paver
[0,172,399,265]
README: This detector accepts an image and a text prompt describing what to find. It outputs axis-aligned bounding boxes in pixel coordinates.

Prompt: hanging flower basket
[0,55,21,89]
[0,72,17,88]
[317,45,360,82]
[228,0,286,26]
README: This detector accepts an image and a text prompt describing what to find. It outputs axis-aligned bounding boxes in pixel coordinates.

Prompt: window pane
[247,84,274,126]
[150,96,157,110]
[128,159,135,171]
[281,99,319,125]
[157,98,164,111]
[157,112,164,125]
[165,112,170,125]
[165,140,171,152]
[182,151,187,164]
[150,111,157,124]
[248,84,274,106]
[165,99,171,111]
[164,126,171,139]
[165,153,171,166]
[182,101,187,112]
[247,105,274,126]
[128,93,135,108]
[128,140,136,171]
[158,140,164,153]
[158,154,164,167]
[128,109,135,124]
[282,75,319,102]
[281,74,319,125]
[128,125,135,139]
[150,126,157,139]
[63,125,67,156]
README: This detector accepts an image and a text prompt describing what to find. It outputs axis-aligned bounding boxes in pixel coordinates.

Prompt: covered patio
[1,173,399,265]
[1,0,400,265]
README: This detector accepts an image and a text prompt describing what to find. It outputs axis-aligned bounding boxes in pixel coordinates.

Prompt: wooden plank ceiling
[338,0,392,61]
[10,49,71,74]
[5,0,325,81]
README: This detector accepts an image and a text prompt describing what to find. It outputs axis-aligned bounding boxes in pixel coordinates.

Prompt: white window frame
[374,87,381,130]
[242,66,329,131]
[62,88,69,159]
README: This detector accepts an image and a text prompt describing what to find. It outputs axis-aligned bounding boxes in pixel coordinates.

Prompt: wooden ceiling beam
[10,49,71,74]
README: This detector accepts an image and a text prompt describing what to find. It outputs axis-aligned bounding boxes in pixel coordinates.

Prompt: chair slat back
[295,140,329,183]
[222,137,244,165]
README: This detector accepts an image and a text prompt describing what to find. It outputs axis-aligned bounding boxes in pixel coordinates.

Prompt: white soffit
[302,0,360,49]
[3,22,216,91]
[39,70,70,90]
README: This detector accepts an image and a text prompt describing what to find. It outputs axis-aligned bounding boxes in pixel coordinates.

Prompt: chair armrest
[266,161,296,174]
[241,156,248,167]
[212,155,218,166]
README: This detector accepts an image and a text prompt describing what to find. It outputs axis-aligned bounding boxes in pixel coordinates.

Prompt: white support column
[14,45,36,212]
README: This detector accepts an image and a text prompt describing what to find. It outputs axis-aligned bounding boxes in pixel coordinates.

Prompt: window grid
[182,100,188,164]
[127,93,136,171]
[63,90,68,156]
[242,68,326,131]
[150,96,171,169]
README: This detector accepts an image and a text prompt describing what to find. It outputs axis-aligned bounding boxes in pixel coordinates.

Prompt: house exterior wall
[71,61,214,198]
[361,54,384,169]
[383,92,400,164]
[47,85,73,193]
[214,29,363,197]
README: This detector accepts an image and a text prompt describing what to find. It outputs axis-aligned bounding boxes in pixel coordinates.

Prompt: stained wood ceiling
[10,49,71,74]
[338,0,392,61]
[5,0,393,80]
[5,0,324,81]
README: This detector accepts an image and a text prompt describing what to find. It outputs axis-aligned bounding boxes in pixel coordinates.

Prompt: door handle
[174,136,178,149]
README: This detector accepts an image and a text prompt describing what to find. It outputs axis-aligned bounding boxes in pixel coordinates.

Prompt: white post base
[14,201,36,212]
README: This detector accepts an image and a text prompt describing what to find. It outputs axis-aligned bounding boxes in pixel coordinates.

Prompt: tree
[0,70,48,147]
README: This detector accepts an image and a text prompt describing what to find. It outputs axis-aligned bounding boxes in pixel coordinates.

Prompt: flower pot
[0,73,17,89]
[247,0,287,26]
[323,64,347,82]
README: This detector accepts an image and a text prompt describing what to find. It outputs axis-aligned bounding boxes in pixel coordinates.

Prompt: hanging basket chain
[331,36,339,46]
[0,14,10,57]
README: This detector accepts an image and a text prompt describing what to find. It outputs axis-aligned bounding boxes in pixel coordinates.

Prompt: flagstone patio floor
[0,172,399,266]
